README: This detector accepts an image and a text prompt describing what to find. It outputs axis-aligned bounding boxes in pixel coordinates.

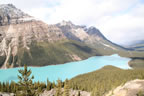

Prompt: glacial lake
[0,54,131,83]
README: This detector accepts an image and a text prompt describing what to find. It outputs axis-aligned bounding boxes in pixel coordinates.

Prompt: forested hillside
[69,65,144,96]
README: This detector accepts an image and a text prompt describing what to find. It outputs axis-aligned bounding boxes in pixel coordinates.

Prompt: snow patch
[101,42,117,50]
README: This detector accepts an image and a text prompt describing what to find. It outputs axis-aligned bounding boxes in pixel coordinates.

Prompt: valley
[0,3,144,96]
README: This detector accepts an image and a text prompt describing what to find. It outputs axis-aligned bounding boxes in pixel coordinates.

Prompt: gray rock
[0,92,15,96]
[40,88,91,96]
[106,79,144,96]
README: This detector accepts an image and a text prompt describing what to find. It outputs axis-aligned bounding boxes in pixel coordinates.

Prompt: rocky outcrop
[106,79,144,96]
[40,89,91,96]
[0,92,14,96]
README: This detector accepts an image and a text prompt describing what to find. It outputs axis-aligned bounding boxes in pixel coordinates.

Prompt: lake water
[0,54,131,83]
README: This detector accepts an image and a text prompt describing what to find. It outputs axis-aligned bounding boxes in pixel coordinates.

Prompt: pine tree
[2,82,6,92]
[63,79,69,96]
[10,81,16,93]
[47,79,52,91]
[17,64,35,96]
[40,82,46,90]
[37,86,42,93]
[6,82,10,92]
[0,82,1,92]
[55,79,62,96]
[52,81,56,88]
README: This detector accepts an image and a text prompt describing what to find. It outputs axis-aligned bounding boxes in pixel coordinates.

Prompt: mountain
[125,40,144,51]
[56,21,144,68]
[0,4,98,69]
[56,21,129,55]
[0,4,144,69]
[126,40,144,47]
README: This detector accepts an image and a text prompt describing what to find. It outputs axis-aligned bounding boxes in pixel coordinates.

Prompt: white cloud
[99,2,144,45]
[100,14,144,44]
[1,0,144,45]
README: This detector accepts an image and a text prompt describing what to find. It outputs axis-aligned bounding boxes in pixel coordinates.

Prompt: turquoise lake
[0,54,131,83]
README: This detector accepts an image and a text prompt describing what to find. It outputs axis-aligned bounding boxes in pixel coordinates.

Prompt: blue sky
[140,0,144,3]
[1,0,144,45]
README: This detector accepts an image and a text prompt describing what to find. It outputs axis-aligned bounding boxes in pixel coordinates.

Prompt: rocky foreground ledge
[0,93,14,96]
[40,89,90,96]
[106,79,144,96]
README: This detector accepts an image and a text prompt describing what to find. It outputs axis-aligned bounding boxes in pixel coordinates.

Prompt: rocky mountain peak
[0,4,16,9]
[58,20,73,26]
[86,26,101,35]
[86,26,106,39]
[56,20,107,42]
[0,4,34,26]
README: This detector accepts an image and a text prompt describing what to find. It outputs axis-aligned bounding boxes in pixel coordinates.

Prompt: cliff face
[0,21,66,69]
[0,4,69,69]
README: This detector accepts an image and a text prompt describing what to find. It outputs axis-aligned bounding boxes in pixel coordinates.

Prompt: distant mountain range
[0,4,144,69]
[124,40,144,51]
